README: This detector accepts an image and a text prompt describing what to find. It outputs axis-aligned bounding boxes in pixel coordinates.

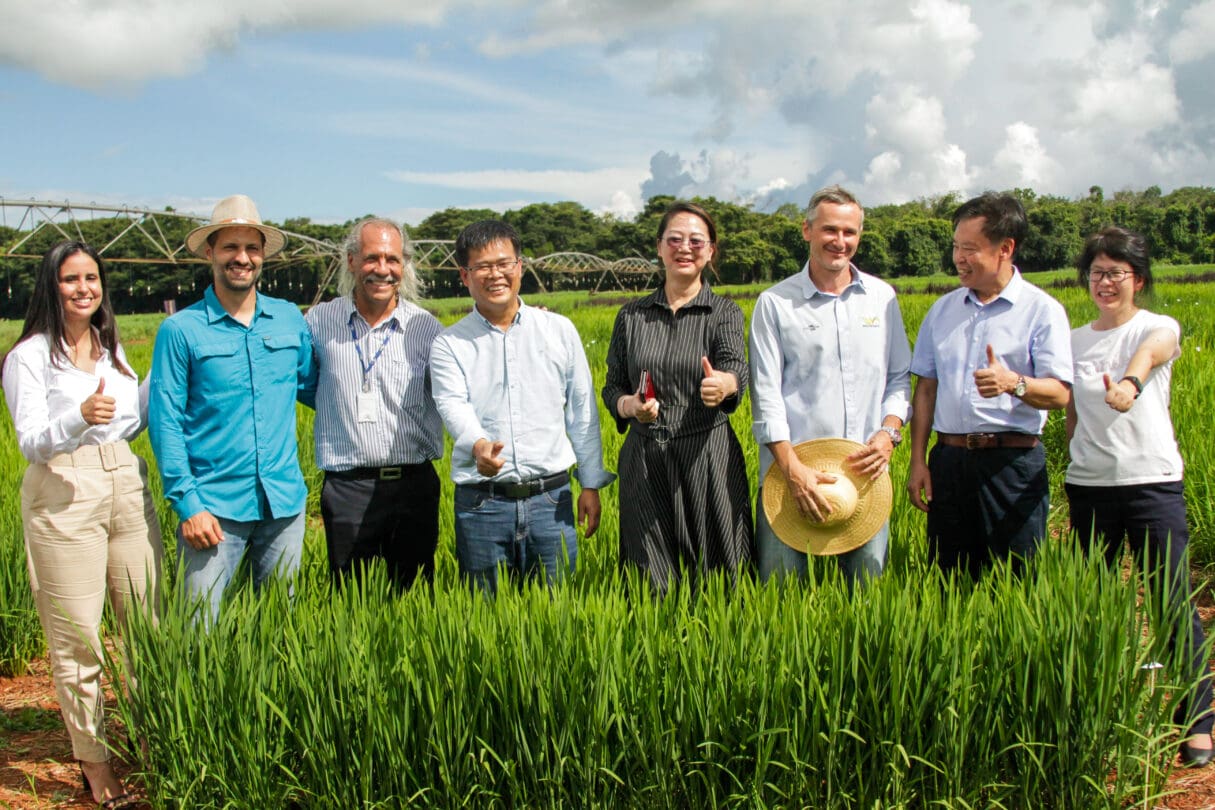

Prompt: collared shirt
[302,295,443,471]
[750,264,911,478]
[3,332,145,464]
[910,269,1073,435]
[148,286,315,522]
[429,299,615,489]
[601,282,748,438]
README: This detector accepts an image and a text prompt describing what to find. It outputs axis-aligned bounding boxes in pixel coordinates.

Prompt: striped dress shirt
[303,295,444,472]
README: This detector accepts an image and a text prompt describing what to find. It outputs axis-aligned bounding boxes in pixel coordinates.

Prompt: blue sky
[3,0,1215,227]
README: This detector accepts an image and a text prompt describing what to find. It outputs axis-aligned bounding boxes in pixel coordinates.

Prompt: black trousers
[1067,480,1214,735]
[926,443,1049,578]
[320,463,440,589]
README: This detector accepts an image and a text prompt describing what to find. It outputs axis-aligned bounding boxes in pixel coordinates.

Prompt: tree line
[2,185,1213,318]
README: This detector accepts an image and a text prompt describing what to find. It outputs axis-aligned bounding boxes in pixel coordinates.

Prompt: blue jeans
[177,511,305,621]
[756,486,888,586]
[453,484,577,596]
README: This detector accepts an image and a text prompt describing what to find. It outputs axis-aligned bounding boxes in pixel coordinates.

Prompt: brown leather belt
[936,432,1039,450]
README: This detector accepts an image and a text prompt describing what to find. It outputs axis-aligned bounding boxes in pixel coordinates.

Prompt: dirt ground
[5,623,1215,809]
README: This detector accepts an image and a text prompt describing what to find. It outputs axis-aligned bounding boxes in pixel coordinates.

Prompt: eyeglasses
[1089,269,1132,283]
[664,235,711,251]
[466,257,521,276]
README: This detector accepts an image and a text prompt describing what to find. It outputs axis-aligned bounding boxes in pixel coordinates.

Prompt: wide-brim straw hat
[761,438,893,556]
[185,194,287,259]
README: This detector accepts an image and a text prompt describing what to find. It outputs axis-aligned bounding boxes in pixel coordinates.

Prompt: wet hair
[655,200,719,275]
[4,240,133,379]
[455,220,522,269]
[805,185,865,228]
[339,217,421,302]
[952,192,1027,255]
[1075,226,1154,298]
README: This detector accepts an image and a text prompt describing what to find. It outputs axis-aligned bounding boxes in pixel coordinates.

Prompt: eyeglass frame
[464,256,522,277]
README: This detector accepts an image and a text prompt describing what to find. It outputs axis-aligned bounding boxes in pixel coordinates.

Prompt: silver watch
[1013,376,1028,398]
[878,426,902,447]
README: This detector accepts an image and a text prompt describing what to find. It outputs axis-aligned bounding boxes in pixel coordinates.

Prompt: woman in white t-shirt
[2,241,162,806]
[1065,226,1213,768]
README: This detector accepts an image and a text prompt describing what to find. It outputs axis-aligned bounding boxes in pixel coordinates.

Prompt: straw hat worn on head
[762,438,893,556]
[186,195,287,259]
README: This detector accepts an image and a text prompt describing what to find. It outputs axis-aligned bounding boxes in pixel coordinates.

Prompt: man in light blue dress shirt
[429,220,615,595]
[907,193,1072,577]
[149,195,315,620]
[750,186,912,585]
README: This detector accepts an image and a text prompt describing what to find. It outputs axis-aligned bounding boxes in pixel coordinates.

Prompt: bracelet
[1120,375,1143,399]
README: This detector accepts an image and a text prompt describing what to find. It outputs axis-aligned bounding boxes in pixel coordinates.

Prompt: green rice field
[2,275,1215,807]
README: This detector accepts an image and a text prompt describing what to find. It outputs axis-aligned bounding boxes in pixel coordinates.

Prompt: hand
[699,356,737,408]
[80,378,116,425]
[782,456,838,522]
[618,393,660,424]
[907,460,932,513]
[473,439,506,477]
[847,430,894,481]
[180,510,225,550]
[577,488,601,537]
[1103,373,1136,413]
[974,344,1018,398]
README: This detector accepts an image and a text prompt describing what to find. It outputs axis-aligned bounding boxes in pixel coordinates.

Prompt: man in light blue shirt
[750,186,911,584]
[149,195,315,619]
[429,220,614,594]
[907,192,1072,577]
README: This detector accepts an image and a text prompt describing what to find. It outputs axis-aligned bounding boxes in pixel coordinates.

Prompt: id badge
[357,389,378,423]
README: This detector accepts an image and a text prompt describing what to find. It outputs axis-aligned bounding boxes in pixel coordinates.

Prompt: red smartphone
[638,370,657,403]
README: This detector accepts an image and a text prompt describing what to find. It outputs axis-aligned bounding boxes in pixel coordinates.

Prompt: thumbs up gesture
[1103,373,1136,413]
[474,438,507,477]
[80,377,117,425]
[973,343,1018,399]
[699,356,737,408]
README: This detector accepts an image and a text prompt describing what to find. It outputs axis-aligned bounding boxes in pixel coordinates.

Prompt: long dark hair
[5,241,133,378]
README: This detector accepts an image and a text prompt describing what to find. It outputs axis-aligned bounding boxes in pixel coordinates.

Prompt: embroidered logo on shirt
[861,316,881,327]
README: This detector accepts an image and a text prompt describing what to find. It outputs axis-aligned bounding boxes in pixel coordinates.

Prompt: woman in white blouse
[1065,227,1213,768]
[2,241,162,806]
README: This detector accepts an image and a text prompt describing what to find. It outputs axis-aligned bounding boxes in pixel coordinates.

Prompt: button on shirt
[3,333,146,464]
[429,300,615,489]
[910,269,1073,435]
[302,296,443,471]
[148,286,315,522]
[750,265,911,478]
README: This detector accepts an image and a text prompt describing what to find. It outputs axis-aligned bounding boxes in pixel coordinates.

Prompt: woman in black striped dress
[602,201,753,592]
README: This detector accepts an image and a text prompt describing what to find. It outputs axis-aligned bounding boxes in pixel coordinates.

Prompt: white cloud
[384,167,647,216]
[989,123,1062,189]
[1171,0,1215,63]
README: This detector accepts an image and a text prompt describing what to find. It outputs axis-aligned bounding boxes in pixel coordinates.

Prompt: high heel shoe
[79,762,140,809]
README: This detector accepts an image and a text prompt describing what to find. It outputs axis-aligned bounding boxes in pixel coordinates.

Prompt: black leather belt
[462,471,570,499]
[326,463,429,481]
[936,432,1039,450]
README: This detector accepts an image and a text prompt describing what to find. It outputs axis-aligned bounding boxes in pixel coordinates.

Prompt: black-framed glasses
[1089,268,1132,283]
[467,257,521,276]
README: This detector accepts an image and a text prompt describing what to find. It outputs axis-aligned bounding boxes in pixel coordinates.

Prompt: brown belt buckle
[965,433,990,450]
[379,467,402,480]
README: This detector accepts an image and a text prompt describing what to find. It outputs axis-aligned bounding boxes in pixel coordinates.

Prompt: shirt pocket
[191,340,244,400]
[261,333,303,385]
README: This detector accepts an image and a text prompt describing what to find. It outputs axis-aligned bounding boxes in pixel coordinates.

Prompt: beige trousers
[21,441,162,762]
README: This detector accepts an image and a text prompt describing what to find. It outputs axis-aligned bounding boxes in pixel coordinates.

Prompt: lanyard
[350,315,396,393]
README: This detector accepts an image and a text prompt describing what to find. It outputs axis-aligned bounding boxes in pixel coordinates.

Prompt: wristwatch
[878,426,902,447]
[1013,376,1028,398]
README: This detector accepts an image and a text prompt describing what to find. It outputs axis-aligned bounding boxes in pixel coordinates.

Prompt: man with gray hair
[749,185,912,584]
[302,217,444,588]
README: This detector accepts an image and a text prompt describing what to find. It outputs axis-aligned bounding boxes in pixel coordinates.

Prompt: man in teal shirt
[149,195,315,620]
